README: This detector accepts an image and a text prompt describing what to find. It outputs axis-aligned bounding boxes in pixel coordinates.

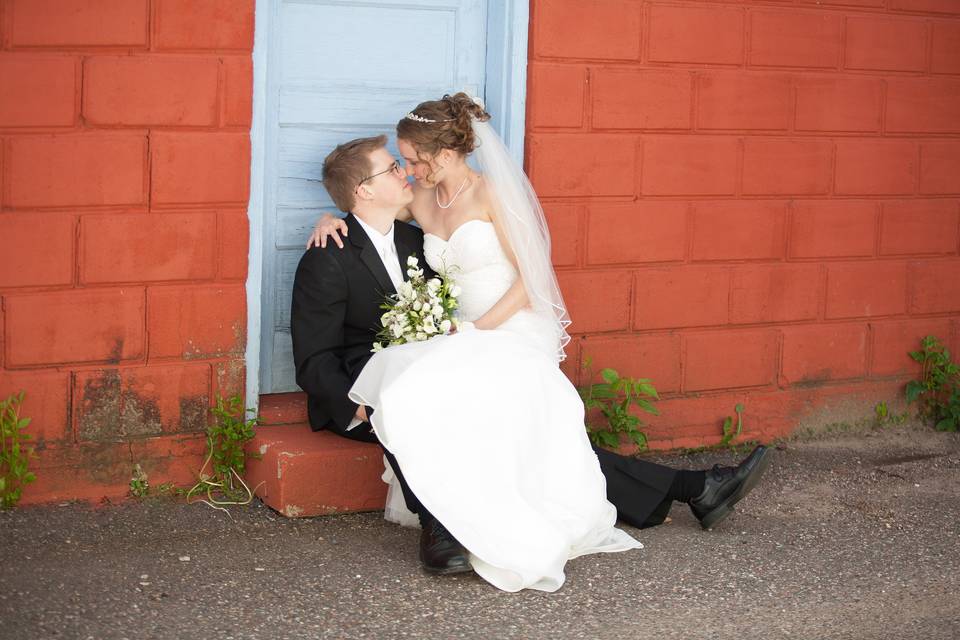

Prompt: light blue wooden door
[260,0,489,393]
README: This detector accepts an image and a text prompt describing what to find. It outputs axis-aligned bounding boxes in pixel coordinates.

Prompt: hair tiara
[404,112,455,124]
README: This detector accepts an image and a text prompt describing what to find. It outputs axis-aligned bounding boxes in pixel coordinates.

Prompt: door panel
[261,0,488,393]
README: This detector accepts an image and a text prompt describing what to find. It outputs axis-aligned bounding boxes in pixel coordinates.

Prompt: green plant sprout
[129,464,149,498]
[1,392,37,510]
[906,336,960,432]
[186,395,263,514]
[578,358,659,451]
[720,403,745,449]
[874,401,908,428]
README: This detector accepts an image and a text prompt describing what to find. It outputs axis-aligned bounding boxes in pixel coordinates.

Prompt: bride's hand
[306,213,348,249]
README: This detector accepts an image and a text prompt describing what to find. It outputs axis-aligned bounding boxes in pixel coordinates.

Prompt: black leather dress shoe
[689,445,772,530]
[419,518,472,575]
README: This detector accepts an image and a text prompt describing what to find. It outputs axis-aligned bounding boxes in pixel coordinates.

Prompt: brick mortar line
[148,0,157,52]
[528,129,960,138]
[0,0,8,51]
[569,311,960,337]
[537,194,960,201]
[646,0,960,19]
[532,56,960,77]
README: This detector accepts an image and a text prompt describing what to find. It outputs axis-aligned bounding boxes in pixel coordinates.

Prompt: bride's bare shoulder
[409,183,437,226]
[472,174,497,216]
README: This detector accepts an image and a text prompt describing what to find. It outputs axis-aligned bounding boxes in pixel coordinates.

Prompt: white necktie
[381,241,404,290]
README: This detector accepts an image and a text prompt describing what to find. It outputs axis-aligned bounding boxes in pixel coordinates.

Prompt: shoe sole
[421,561,473,575]
[699,447,773,530]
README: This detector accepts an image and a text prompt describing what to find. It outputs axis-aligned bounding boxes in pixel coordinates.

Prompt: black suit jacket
[290,214,430,438]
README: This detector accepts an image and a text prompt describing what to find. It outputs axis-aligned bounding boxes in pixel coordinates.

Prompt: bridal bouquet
[373,256,461,352]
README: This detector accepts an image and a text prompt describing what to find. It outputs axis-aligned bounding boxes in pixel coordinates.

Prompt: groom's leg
[593,445,679,529]
[381,447,433,522]
[594,445,772,530]
[344,422,467,573]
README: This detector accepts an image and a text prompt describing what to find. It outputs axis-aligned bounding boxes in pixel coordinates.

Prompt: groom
[290,135,473,575]
[291,135,772,574]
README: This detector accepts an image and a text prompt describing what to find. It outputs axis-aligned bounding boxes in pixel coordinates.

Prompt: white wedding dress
[349,219,642,592]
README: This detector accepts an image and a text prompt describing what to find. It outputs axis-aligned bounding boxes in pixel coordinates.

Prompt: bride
[312,93,642,592]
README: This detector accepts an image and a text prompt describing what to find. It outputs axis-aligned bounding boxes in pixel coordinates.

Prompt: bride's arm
[471,192,531,331]
[306,208,415,249]
[472,277,529,331]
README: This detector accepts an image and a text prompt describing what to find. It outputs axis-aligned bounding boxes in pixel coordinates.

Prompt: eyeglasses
[357,161,402,189]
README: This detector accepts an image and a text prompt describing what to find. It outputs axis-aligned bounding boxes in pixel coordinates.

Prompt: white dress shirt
[354,215,405,291]
[347,215,405,430]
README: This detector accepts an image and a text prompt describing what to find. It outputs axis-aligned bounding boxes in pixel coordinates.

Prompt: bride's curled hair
[397,92,491,158]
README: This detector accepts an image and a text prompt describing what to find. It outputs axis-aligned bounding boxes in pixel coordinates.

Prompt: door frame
[243,0,531,410]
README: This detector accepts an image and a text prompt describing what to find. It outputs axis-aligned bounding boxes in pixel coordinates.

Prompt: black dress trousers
[592,445,677,529]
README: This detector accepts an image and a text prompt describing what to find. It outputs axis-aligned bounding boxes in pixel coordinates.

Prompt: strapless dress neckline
[423,218,493,244]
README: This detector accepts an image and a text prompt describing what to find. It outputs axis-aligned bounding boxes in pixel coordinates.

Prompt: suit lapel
[346,214,396,295]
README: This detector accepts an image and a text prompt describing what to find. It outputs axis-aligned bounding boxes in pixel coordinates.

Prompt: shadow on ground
[2,424,959,640]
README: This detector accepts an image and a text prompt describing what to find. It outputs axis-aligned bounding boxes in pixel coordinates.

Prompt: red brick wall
[0,0,253,503]
[527,0,960,449]
[3,1,958,502]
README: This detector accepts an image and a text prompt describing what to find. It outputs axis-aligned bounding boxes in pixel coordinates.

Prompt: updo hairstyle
[396,92,491,161]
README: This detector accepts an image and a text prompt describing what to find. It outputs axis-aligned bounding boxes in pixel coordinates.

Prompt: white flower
[376,259,461,347]
[371,342,384,353]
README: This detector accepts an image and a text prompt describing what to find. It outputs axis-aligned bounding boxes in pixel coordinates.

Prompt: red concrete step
[245,394,386,517]
[259,392,309,425]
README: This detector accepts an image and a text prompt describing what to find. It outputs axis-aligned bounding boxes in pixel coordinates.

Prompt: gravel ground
[2,424,959,640]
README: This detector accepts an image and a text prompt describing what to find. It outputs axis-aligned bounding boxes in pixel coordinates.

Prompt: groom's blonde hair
[322,134,388,212]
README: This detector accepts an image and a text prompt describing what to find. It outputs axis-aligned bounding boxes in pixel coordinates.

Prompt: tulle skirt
[348,326,642,592]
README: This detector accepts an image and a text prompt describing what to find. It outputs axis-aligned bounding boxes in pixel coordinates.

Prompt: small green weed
[720,403,745,449]
[186,395,262,512]
[905,336,960,432]
[578,358,659,451]
[129,464,149,498]
[874,401,908,428]
[154,482,185,497]
[1,392,37,509]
